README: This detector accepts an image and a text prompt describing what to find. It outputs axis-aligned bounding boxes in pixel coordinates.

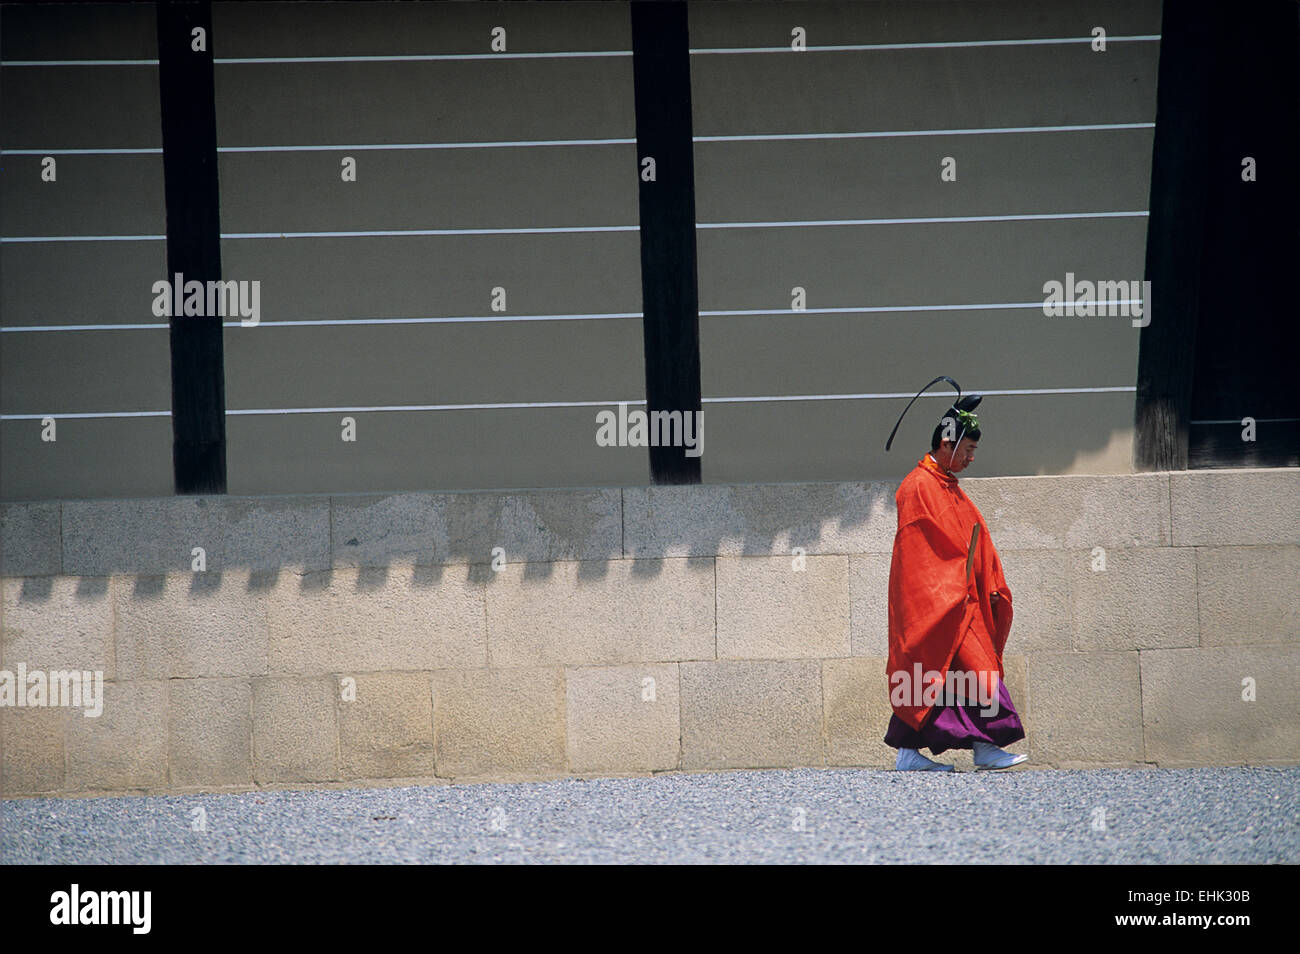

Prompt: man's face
[938,438,978,472]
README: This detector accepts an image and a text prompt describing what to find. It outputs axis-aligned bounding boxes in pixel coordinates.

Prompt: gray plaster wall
[1,1,1161,500]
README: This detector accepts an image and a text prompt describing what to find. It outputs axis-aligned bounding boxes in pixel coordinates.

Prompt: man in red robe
[883,394,1028,771]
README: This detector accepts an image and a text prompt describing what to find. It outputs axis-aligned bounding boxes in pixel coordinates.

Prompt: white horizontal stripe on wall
[1189,418,1300,425]
[0,386,1138,420]
[3,300,1154,334]
[0,34,1161,67]
[1,123,1156,155]
[1,209,1149,244]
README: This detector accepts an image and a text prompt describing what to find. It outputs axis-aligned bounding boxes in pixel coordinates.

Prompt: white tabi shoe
[972,740,1029,771]
[895,747,956,772]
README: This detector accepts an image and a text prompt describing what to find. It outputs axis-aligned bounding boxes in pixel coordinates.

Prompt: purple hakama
[884,679,1025,755]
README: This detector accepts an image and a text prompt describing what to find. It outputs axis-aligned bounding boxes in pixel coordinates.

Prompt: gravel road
[3,766,1296,864]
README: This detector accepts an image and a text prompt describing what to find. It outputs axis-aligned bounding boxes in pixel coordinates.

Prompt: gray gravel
[3,766,1297,864]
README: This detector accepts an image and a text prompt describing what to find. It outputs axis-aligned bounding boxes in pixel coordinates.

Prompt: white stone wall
[1,470,1296,796]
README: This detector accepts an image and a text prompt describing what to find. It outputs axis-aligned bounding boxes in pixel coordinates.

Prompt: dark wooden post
[631,0,703,484]
[157,0,227,492]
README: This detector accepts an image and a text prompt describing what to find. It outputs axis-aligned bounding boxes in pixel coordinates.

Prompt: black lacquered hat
[885,375,983,451]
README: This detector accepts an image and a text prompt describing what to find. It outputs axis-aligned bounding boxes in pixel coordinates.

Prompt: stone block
[62,496,225,575]
[65,680,168,791]
[338,671,436,779]
[251,676,338,783]
[0,502,61,577]
[848,553,891,657]
[1,575,114,676]
[717,555,850,659]
[114,572,268,679]
[565,663,679,773]
[331,488,622,568]
[433,488,623,564]
[1196,546,1300,646]
[267,566,485,674]
[1069,547,1198,651]
[0,705,65,795]
[995,549,1071,653]
[168,677,252,788]
[223,496,330,572]
[1171,470,1300,547]
[1026,652,1143,766]
[486,558,714,667]
[623,481,897,557]
[963,473,1170,549]
[679,660,823,769]
[329,493,440,568]
[1141,647,1300,765]
[823,656,895,768]
[432,667,565,778]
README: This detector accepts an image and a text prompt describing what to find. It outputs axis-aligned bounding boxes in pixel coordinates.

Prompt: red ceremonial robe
[886,453,1013,731]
